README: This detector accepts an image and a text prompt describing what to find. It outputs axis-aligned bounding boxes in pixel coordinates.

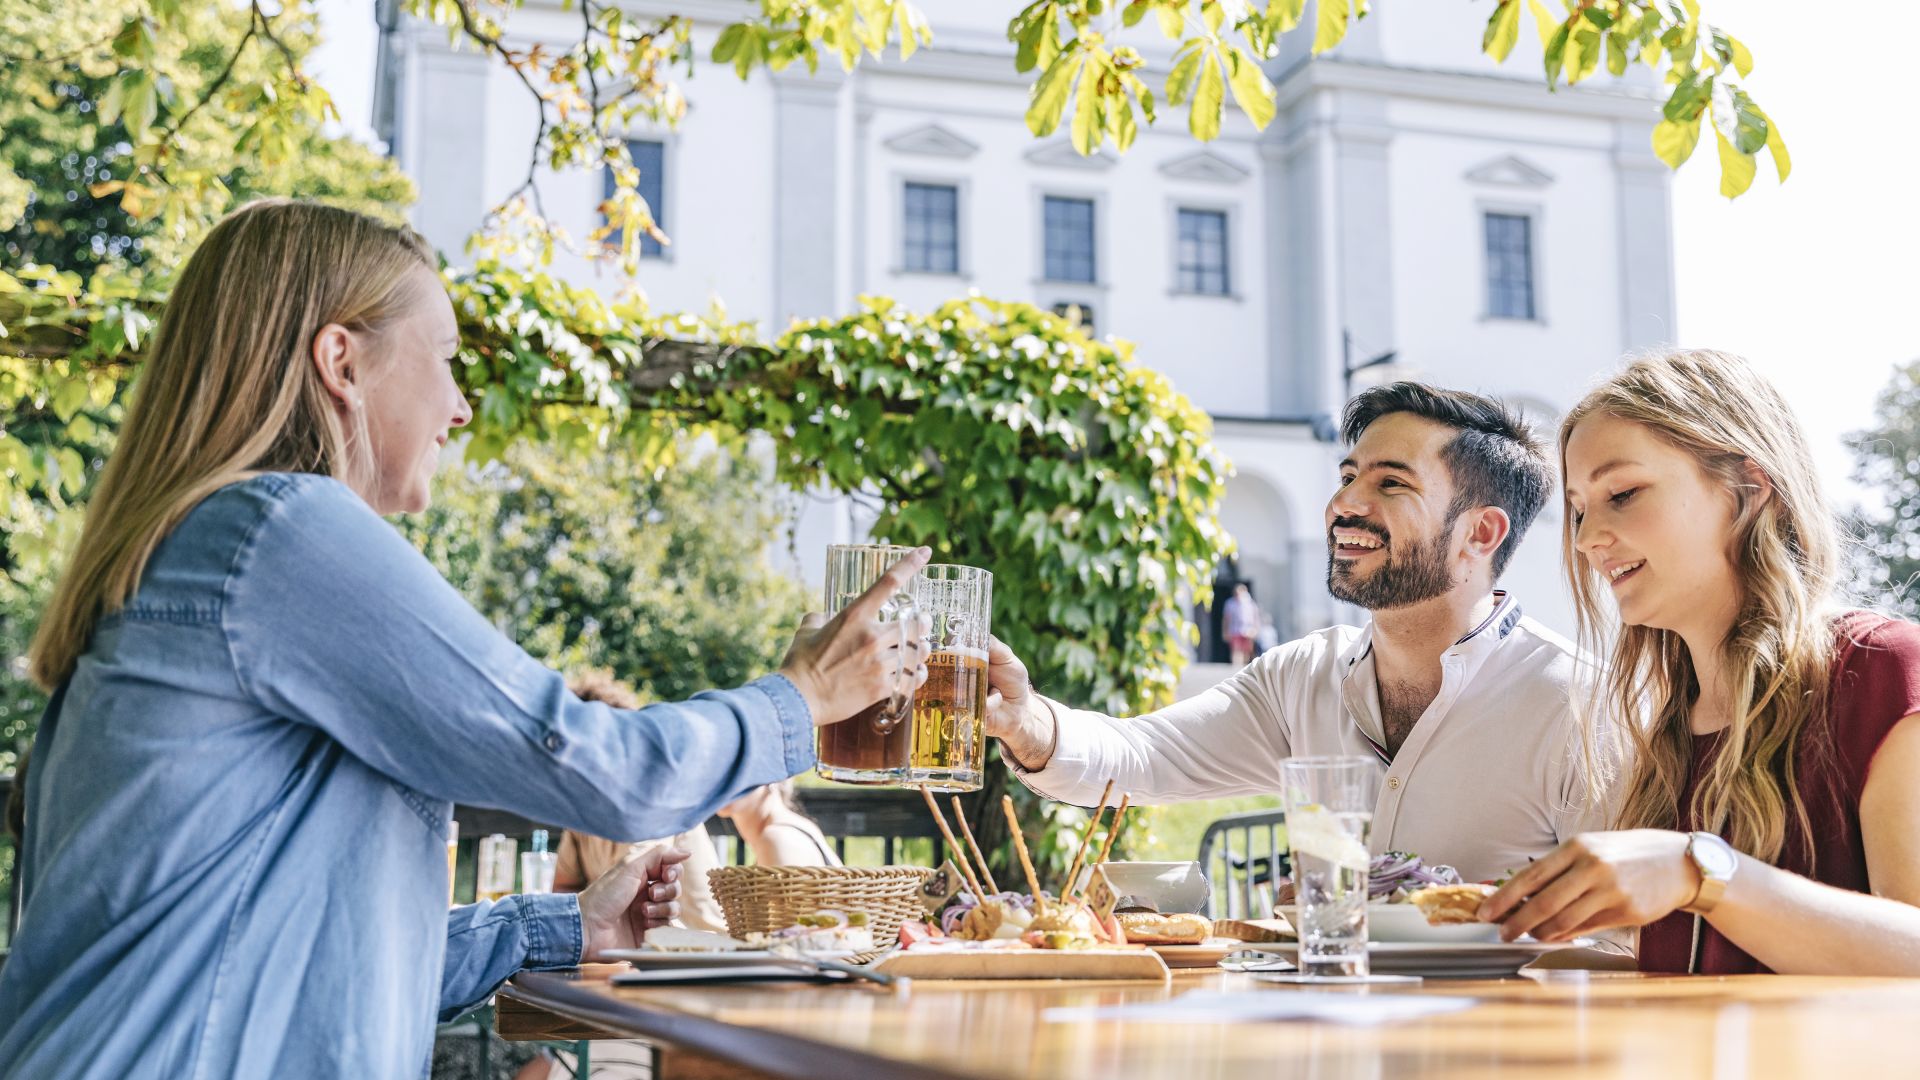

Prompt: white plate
[1278,903,1504,944]
[597,948,857,969]
[1238,938,1593,979]
[1364,903,1504,944]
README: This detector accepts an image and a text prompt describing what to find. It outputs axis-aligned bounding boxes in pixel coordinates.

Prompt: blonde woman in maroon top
[1480,349,1920,975]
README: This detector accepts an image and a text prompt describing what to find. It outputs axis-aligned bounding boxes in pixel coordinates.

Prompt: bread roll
[1115,911,1211,944]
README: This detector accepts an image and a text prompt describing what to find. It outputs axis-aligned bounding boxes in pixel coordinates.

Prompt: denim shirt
[0,473,815,1078]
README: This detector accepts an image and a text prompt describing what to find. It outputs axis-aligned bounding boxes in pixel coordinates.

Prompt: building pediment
[1157,149,1251,184]
[1463,154,1555,188]
[1024,140,1117,170]
[883,123,980,159]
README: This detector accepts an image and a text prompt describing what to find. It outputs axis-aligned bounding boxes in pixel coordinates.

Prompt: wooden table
[498,965,1920,1079]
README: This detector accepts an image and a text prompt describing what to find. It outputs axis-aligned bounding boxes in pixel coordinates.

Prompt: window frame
[1479,202,1546,323]
[1168,201,1239,299]
[893,175,968,278]
[1035,189,1104,287]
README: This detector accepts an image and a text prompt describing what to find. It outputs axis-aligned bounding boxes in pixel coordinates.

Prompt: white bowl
[1072,861,1210,914]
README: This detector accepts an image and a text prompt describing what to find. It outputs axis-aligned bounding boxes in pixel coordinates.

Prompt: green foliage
[418,262,1233,717]
[1847,359,1920,619]
[0,259,1232,881]
[403,441,812,705]
[0,0,413,271]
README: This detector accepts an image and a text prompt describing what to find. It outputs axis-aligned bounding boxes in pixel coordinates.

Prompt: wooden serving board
[873,947,1171,982]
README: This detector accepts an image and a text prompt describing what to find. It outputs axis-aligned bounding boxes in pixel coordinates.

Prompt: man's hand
[985,635,1056,772]
[579,845,693,961]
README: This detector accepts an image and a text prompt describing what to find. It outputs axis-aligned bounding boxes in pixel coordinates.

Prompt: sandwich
[1405,883,1497,926]
[1115,911,1211,945]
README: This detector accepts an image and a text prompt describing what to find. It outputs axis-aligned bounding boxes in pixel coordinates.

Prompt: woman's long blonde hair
[28,199,435,689]
[1564,349,1840,865]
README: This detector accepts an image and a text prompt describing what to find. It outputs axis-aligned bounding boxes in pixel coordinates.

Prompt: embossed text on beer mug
[815,544,921,785]
[907,564,992,791]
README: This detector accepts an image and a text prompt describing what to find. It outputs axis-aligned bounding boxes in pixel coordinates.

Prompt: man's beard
[1325,517,1458,610]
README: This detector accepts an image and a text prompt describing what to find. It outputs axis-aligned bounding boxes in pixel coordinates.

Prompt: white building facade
[375,0,1676,646]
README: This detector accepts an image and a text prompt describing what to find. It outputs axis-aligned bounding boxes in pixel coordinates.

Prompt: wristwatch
[1681,831,1739,915]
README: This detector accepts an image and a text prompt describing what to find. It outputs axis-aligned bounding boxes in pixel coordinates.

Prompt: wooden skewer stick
[921,786,987,901]
[1001,795,1046,910]
[950,796,1000,897]
[1060,779,1115,906]
[1089,794,1132,872]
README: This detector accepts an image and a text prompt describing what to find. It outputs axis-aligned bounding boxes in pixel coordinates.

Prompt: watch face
[1694,834,1739,878]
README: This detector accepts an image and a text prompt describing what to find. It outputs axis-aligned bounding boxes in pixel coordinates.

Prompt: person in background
[551,669,728,933]
[715,780,841,867]
[1481,350,1920,975]
[1222,583,1261,666]
[1253,614,1282,657]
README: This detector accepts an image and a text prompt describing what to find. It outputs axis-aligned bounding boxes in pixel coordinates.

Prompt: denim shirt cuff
[519,892,585,969]
[749,673,816,777]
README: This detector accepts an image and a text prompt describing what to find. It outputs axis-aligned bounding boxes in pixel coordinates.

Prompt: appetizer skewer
[1078,793,1132,902]
[950,796,1001,897]
[921,786,988,903]
[1059,779,1114,909]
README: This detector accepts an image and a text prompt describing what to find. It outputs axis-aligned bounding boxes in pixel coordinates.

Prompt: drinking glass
[906,563,992,791]
[520,850,557,894]
[477,833,518,902]
[815,544,921,784]
[1281,756,1379,978]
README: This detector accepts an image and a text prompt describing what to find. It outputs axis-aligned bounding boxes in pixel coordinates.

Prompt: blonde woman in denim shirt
[0,200,931,1078]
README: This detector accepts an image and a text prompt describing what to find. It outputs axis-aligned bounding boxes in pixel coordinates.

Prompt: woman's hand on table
[780,547,934,726]
[579,845,693,961]
[1478,829,1700,942]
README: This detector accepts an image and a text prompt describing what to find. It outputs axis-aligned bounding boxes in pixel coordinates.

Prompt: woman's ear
[1740,458,1775,511]
[311,323,358,410]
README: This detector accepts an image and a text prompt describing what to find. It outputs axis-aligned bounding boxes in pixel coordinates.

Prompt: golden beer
[910,648,988,790]
[905,562,992,791]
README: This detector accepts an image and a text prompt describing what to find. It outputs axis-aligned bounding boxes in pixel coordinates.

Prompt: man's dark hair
[1340,382,1552,578]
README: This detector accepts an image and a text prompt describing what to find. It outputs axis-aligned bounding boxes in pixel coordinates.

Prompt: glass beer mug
[907,564,992,791]
[815,544,922,784]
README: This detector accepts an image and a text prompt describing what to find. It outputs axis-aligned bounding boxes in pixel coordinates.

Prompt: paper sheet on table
[1043,990,1476,1027]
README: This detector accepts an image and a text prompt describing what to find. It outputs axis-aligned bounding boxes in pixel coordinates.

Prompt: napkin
[1042,989,1476,1027]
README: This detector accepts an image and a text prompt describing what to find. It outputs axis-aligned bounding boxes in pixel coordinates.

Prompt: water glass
[1281,756,1379,978]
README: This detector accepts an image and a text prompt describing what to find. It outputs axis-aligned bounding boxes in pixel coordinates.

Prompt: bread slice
[1406,883,1496,925]
[1116,911,1211,945]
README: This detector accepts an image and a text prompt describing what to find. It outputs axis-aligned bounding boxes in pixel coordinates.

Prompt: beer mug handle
[871,594,918,732]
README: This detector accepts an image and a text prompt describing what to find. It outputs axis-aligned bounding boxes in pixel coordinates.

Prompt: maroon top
[1639,612,1920,974]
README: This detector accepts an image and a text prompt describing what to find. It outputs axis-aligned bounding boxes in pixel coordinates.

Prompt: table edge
[503,970,975,1080]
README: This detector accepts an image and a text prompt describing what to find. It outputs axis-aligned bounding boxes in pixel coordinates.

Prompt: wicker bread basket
[708,865,936,948]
